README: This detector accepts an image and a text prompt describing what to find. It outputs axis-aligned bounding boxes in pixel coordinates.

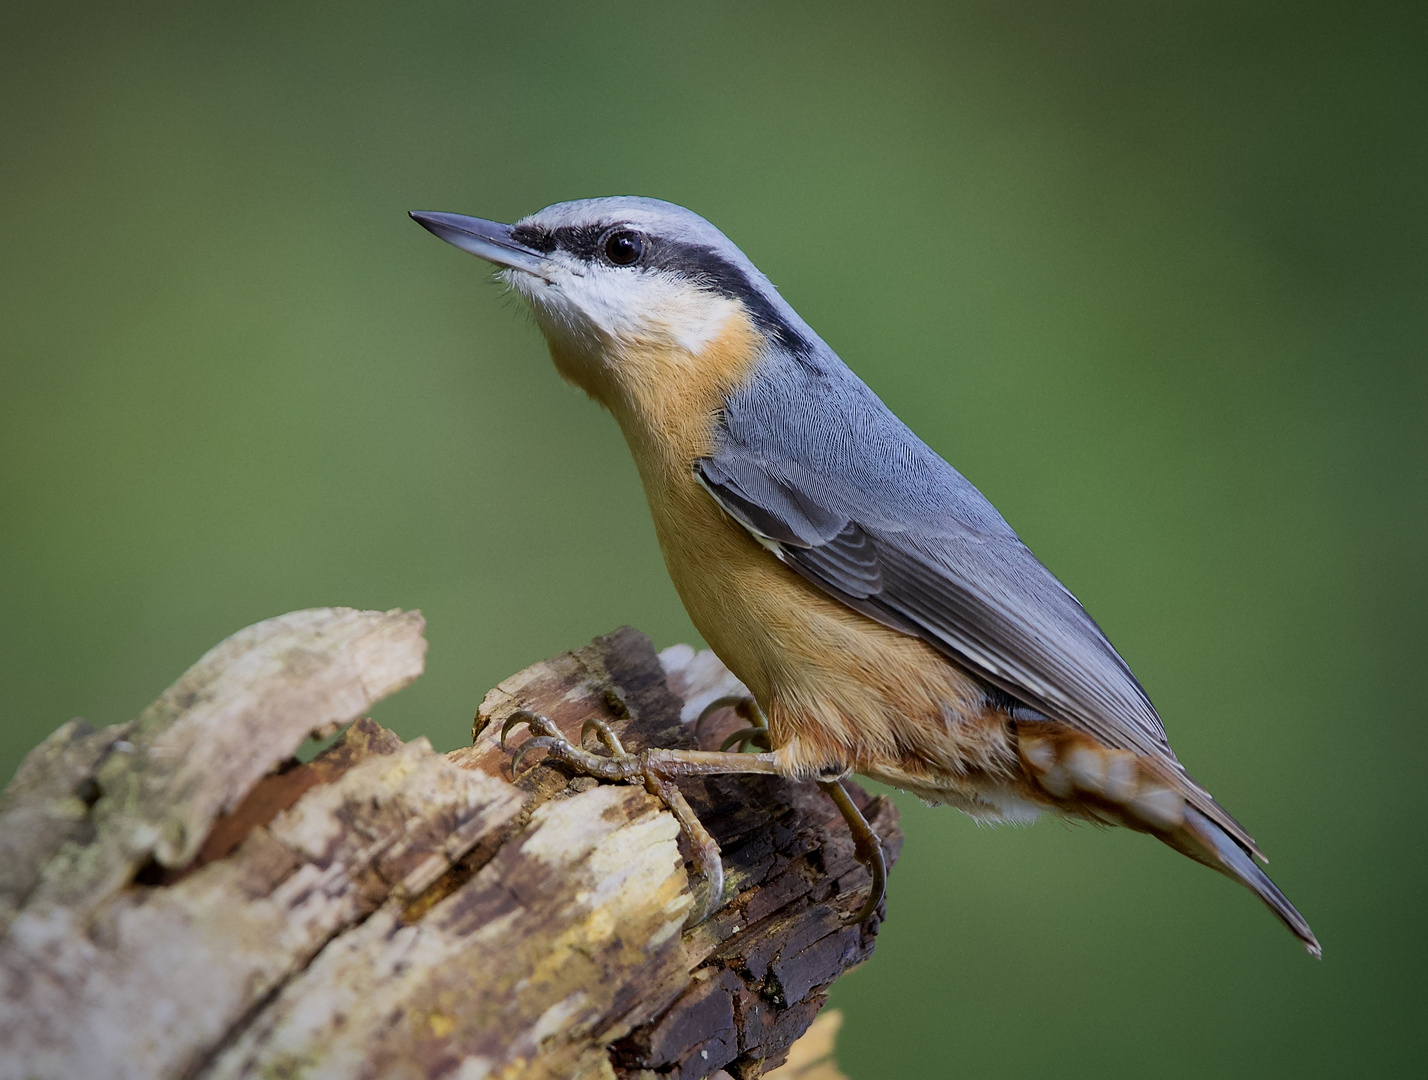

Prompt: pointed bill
[408,211,551,277]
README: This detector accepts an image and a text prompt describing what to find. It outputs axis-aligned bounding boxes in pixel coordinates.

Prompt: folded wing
[701,353,1259,857]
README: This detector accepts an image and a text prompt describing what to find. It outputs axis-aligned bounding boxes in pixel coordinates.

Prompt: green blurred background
[2,1,1424,1075]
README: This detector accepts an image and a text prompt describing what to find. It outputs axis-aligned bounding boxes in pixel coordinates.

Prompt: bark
[0,609,899,1080]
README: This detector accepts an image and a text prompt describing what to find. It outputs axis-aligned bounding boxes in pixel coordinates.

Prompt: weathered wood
[0,611,899,1079]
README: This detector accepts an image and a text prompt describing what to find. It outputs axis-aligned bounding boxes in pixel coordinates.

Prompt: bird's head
[410,197,811,412]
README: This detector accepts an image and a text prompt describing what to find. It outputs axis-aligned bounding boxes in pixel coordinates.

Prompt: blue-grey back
[707,336,1177,762]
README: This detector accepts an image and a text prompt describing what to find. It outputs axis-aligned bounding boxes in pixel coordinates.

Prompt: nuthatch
[411,198,1319,956]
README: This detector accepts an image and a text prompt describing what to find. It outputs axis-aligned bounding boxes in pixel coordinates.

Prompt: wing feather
[701,350,1259,854]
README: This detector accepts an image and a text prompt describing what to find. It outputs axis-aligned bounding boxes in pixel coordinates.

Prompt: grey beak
[408,211,550,276]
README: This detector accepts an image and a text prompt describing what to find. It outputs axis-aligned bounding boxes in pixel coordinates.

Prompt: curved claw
[718,730,749,753]
[640,768,727,928]
[719,726,772,753]
[580,717,626,757]
[500,709,556,748]
[693,695,752,738]
[819,778,888,926]
[845,831,888,925]
[510,735,560,779]
[686,858,725,927]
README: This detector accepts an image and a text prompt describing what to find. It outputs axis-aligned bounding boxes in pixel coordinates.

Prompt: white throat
[506,263,742,362]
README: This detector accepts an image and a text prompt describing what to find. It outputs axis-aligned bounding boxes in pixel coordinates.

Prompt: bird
[410,197,1319,957]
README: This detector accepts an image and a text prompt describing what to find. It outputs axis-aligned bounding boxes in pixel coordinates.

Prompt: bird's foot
[502,710,639,782]
[694,694,766,740]
[693,696,888,926]
[502,702,886,926]
[500,709,781,925]
[697,693,775,753]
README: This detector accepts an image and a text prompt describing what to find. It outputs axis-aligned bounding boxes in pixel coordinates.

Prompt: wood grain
[0,612,899,1080]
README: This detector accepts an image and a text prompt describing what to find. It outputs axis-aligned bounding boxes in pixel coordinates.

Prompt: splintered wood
[0,609,899,1080]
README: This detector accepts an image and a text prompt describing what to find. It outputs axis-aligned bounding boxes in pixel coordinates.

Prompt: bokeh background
[3,2,1424,1075]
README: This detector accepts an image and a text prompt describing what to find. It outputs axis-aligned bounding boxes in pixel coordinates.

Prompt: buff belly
[637,443,1045,815]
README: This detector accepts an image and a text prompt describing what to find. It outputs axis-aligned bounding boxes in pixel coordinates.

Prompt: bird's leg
[695,696,888,925]
[501,709,781,925]
[817,777,888,925]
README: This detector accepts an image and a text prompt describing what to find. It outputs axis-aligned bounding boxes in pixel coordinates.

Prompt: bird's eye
[602,229,645,266]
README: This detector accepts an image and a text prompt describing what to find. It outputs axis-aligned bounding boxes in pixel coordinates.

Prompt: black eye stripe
[514,220,812,354]
[509,223,555,253]
[647,243,811,353]
[554,224,606,259]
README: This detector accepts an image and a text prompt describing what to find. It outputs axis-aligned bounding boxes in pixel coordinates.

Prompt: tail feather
[1015,725,1319,956]
[1178,807,1321,958]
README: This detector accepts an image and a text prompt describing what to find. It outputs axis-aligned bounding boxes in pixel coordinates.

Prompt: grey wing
[702,352,1258,853]
[696,448,1171,760]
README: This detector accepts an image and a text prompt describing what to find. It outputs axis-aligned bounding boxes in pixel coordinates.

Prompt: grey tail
[1180,806,1321,958]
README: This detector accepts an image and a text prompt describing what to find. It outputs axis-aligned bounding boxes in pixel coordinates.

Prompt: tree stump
[0,609,900,1079]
